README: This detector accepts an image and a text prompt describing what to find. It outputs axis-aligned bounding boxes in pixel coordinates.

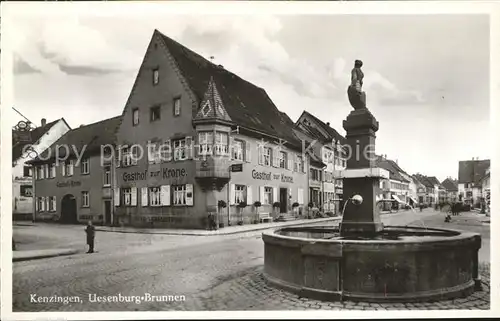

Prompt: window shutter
[246,185,253,204]
[165,140,171,162]
[244,141,251,163]
[260,186,265,202]
[273,187,278,204]
[258,148,263,165]
[287,158,293,171]
[298,188,304,204]
[114,188,120,206]
[33,167,37,180]
[116,148,122,168]
[131,147,138,166]
[229,136,235,160]
[131,187,137,206]
[41,196,46,211]
[185,137,193,159]
[141,187,148,207]
[53,196,57,211]
[230,184,236,205]
[35,197,39,211]
[44,164,49,178]
[302,157,307,173]
[194,135,200,159]
[69,160,74,176]
[61,162,66,176]
[186,184,194,206]
[161,185,171,206]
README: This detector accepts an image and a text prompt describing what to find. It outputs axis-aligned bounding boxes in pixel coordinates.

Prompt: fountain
[262,60,482,302]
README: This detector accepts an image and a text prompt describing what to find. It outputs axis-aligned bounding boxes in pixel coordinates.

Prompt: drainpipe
[32,167,36,222]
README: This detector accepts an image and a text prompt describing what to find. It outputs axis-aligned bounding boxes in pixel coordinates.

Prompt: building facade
[111,29,312,229]
[29,117,121,224]
[12,118,71,220]
[376,155,411,209]
[294,111,347,214]
[441,177,459,202]
[458,158,490,207]
[413,174,436,206]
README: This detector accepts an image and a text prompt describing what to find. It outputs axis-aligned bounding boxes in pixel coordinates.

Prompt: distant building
[376,155,412,209]
[12,118,71,220]
[293,111,347,214]
[441,177,459,202]
[458,158,490,207]
[426,176,446,204]
[413,174,436,206]
[479,166,490,216]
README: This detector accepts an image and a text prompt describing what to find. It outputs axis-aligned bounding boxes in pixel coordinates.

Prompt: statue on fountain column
[347,59,367,110]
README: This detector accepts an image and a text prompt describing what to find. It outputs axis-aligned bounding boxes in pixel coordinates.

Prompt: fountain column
[339,107,385,236]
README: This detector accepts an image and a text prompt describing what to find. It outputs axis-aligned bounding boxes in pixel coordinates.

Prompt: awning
[391,194,405,204]
[410,197,418,204]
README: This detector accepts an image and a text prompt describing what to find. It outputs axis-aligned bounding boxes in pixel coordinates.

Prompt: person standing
[85,221,96,253]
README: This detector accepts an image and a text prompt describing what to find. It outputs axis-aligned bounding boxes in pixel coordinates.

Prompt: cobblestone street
[12,209,490,312]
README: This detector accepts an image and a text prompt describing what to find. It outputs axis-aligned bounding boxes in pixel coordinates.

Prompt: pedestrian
[85,220,95,253]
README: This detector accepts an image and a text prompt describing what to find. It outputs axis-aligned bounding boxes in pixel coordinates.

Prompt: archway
[60,194,77,224]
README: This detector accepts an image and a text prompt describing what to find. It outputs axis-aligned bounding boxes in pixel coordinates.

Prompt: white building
[12,118,71,220]
[458,158,490,207]
[294,111,347,214]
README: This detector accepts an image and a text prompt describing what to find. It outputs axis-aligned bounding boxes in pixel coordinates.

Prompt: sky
[10,12,490,181]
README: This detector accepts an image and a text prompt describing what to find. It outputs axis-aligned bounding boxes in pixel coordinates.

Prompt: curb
[13,249,80,262]
[94,217,341,236]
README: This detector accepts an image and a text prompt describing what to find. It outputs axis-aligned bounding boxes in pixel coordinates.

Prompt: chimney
[326,122,330,126]
[41,118,47,127]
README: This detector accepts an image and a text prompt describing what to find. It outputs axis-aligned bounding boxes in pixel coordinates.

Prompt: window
[159,141,171,162]
[235,185,246,203]
[20,185,33,197]
[214,132,229,155]
[173,97,181,116]
[264,187,273,205]
[173,139,187,161]
[150,106,161,122]
[149,187,161,206]
[122,147,133,167]
[132,108,139,126]
[81,158,90,174]
[123,188,132,206]
[49,163,56,178]
[279,151,287,169]
[65,160,74,176]
[232,140,244,161]
[295,155,303,172]
[49,196,56,212]
[37,197,45,212]
[173,185,187,206]
[37,166,43,179]
[82,191,90,208]
[23,166,32,177]
[153,68,159,85]
[199,132,213,155]
[263,147,272,166]
[103,165,111,186]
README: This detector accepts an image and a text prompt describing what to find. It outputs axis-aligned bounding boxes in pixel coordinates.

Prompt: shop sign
[123,168,187,182]
[231,164,243,172]
[251,170,293,183]
[56,181,82,188]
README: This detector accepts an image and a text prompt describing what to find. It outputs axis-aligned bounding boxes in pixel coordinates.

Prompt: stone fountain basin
[262,226,482,303]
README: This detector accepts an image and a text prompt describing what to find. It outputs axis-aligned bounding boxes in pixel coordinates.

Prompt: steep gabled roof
[157,30,302,149]
[427,176,443,188]
[29,116,122,164]
[375,155,409,183]
[441,178,458,192]
[458,159,490,186]
[12,119,62,162]
[296,110,346,145]
[413,174,434,188]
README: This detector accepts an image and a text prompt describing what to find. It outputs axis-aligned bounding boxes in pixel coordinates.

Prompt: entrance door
[104,200,112,225]
[279,188,288,213]
[60,194,77,224]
